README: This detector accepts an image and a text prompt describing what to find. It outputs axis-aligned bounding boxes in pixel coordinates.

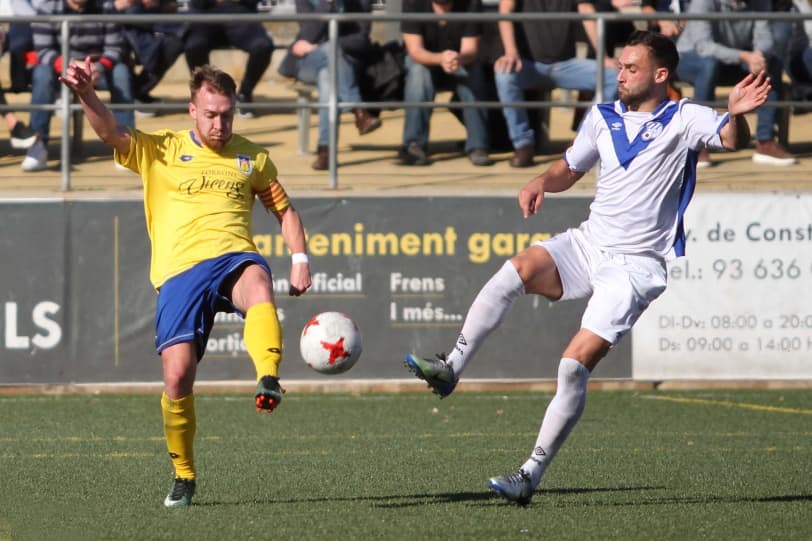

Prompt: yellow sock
[161,393,196,480]
[244,301,282,379]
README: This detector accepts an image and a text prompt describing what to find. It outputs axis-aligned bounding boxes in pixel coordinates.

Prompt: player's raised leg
[406,245,563,397]
[230,263,286,412]
[405,260,525,396]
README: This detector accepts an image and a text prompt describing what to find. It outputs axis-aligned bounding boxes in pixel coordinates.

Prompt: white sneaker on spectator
[752,140,796,166]
[10,122,38,150]
[135,95,162,118]
[21,139,48,172]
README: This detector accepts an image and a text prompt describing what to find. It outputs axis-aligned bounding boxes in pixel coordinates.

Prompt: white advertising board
[633,192,812,379]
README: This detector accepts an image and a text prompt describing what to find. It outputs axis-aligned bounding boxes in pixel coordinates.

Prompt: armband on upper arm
[257,180,291,214]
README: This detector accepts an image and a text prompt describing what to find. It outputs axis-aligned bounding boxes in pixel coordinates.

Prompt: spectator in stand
[494,0,619,168]
[772,0,812,101]
[113,0,185,116]
[9,1,37,92]
[642,0,688,39]
[277,0,382,171]
[24,0,134,172]
[0,26,38,149]
[579,0,656,59]
[400,0,493,167]
[676,0,796,167]
[184,0,274,119]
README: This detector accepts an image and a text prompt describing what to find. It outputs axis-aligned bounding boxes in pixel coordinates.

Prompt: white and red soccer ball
[299,311,362,374]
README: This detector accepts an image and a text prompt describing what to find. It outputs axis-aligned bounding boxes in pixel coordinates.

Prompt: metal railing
[1,11,809,190]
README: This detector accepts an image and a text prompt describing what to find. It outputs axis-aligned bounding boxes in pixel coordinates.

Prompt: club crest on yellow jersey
[237,154,253,174]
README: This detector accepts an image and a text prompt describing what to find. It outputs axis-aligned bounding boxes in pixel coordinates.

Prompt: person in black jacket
[184,0,274,118]
[278,0,381,170]
[113,0,185,114]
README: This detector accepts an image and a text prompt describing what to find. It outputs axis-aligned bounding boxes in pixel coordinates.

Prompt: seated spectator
[8,1,36,92]
[494,0,619,168]
[579,0,656,59]
[641,0,687,39]
[277,0,382,171]
[184,0,274,118]
[24,0,134,172]
[676,0,796,167]
[772,0,812,102]
[400,0,493,167]
[0,26,37,149]
[113,0,185,116]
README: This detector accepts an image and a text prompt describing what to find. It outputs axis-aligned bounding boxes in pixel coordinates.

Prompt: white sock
[446,261,524,376]
[521,357,590,486]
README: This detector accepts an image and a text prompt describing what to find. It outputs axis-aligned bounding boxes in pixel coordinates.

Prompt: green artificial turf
[1,390,810,540]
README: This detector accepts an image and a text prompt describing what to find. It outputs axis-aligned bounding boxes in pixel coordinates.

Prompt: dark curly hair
[625,30,679,80]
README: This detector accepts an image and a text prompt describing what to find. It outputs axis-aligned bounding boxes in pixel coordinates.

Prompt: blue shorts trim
[154,252,271,359]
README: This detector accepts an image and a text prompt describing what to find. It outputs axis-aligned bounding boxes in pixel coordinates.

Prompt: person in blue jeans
[23,0,133,172]
[278,0,381,171]
[676,0,796,167]
[495,0,619,168]
[400,0,492,167]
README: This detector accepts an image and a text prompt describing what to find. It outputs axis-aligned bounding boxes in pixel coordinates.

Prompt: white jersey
[565,98,729,260]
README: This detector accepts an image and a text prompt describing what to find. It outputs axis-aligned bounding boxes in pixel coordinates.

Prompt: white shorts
[535,227,667,345]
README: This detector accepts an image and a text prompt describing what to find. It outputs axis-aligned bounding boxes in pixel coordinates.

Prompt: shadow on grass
[196,485,662,508]
[552,492,812,508]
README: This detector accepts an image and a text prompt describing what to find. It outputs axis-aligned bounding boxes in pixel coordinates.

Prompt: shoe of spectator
[399,141,430,166]
[510,145,534,168]
[697,149,712,169]
[353,109,381,135]
[752,140,797,166]
[10,122,38,150]
[21,139,48,172]
[468,148,494,166]
[135,95,162,118]
[311,145,328,170]
[237,93,256,119]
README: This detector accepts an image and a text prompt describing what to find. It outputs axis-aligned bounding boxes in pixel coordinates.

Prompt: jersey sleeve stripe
[257,181,290,213]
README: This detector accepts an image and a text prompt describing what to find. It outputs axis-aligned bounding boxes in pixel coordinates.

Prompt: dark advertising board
[0,196,630,384]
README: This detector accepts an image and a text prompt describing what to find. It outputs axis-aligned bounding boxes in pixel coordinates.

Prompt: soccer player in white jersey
[405,30,771,505]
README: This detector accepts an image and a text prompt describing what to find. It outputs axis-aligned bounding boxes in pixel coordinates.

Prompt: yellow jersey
[115,128,290,289]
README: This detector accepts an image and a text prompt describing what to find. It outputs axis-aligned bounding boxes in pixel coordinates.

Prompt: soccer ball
[299,311,362,374]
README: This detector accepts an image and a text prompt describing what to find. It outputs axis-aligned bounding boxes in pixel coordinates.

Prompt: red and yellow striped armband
[257,180,291,214]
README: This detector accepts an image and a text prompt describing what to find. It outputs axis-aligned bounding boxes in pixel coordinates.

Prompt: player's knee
[511,249,560,298]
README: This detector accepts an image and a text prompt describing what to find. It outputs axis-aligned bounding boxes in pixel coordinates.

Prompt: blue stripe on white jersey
[597,100,679,170]
[673,149,699,257]
[566,98,729,259]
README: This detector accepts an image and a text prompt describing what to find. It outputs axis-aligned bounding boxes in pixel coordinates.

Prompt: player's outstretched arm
[59,56,131,157]
[719,70,770,150]
[518,159,584,218]
[278,205,312,297]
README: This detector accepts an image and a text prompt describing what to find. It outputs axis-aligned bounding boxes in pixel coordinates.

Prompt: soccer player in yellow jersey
[60,60,312,508]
